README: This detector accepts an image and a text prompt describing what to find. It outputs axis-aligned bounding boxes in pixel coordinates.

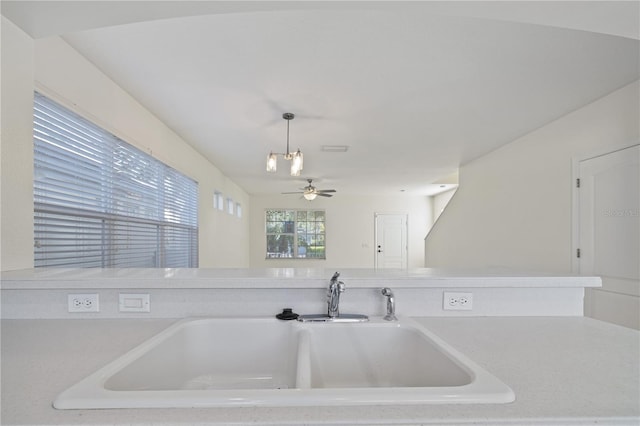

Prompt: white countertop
[0,267,602,289]
[1,316,638,425]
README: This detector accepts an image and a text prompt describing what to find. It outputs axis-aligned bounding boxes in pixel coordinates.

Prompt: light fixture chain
[286,118,290,156]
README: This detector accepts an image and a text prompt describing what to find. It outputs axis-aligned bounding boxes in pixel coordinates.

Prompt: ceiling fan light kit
[266,113,303,176]
[283,179,336,201]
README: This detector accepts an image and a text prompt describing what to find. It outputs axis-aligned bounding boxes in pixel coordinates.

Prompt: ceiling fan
[282,179,336,200]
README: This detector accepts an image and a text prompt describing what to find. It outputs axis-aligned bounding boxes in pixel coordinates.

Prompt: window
[227,197,234,215]
[265,210,325,259]
[236,203,242,218]
[33,92,199,268]
[213,191,224,210]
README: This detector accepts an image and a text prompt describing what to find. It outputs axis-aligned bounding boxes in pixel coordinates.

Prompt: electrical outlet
[68,294,99,313]
[443,292,473,311]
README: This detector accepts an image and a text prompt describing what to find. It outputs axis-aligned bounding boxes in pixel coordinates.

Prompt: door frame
[571,142,640,273]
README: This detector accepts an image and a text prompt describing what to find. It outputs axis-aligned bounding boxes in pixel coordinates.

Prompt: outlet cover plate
[443,292,473,311]
[68,294,99,313]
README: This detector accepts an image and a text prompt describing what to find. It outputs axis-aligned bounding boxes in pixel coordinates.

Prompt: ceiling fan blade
[316,189,336,193]
[316,193,333,197]
[282,191,304,195]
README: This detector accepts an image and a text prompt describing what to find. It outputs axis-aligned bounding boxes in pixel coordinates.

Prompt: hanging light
[290,150,303,176]
[266,113,304,176]
[266,152,277,172]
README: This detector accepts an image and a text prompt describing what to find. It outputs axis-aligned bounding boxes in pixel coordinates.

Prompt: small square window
[236,203,242,218]
[214,192,224,211]
[227,198,234,215]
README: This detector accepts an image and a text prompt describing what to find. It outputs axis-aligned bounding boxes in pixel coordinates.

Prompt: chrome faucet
[381,287,397,321]
[297,272,368,322]
[327,271,345,318]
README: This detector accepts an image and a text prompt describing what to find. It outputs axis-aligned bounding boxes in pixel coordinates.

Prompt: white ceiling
[3,1,639,196]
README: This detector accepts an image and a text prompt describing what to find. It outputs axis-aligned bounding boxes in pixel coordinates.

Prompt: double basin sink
[54,317,515,408]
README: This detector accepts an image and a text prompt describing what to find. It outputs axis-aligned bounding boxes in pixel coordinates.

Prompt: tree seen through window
[266,210,325,259]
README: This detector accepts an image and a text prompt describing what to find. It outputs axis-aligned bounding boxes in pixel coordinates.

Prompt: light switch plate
[119,293,150,313]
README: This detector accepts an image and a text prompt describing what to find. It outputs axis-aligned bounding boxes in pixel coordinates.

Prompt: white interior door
[375,214,408,269]
[578,144,639,329]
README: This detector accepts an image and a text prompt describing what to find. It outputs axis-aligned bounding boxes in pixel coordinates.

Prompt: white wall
[1,17,35,271]
[0,24,251,270]
[423,188,457,265]
[425,81,639,272]
[250,194,432,269]
[432,188,457,225]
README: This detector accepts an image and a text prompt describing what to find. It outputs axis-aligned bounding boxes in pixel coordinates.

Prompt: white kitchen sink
[301,323,473,388]
[104,318,299,392]
[54,317,515,409]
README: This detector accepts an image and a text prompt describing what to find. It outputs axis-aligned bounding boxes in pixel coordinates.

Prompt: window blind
[33,92,198,267]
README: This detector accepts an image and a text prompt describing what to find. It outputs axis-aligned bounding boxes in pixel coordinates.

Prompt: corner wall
[425,81,639,272]
[1,17,35,271]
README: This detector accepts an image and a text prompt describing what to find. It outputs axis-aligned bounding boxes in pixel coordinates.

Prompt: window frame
[213,191,224,211]
[265,209,326,259]
[227,197,234,215]
[33,92,199,268]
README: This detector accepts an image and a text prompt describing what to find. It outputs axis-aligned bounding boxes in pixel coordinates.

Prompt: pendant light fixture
[266,113,303,176]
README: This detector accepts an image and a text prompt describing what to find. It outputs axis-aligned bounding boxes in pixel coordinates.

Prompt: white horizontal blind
[33,92,198,267]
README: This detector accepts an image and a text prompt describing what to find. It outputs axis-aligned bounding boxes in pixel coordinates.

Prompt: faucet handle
[327,279,345,297]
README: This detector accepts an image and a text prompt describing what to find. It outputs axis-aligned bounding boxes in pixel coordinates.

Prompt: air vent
[321,145,349,152]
